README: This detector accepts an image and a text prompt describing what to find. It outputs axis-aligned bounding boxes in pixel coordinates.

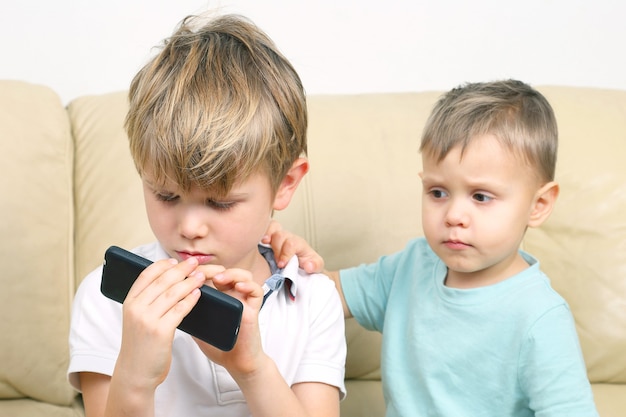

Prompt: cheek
[421,199,441,221]
[221,204,272,240]
[144,199,173,235]
[243,209,273,241]
[477,206,529,243]
[420,203,439,236]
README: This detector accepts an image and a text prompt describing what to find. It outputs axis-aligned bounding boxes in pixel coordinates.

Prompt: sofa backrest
[67,92,153,283]
[1,80,625,411]
[0,81,76,406]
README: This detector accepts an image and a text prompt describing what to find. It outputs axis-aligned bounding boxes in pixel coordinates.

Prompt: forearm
[80,370,156,417]
[232,353,339,417]
[105,366,157,417]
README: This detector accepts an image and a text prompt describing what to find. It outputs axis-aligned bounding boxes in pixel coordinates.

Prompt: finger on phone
[129,257,198,302]
[211,269,252,291]
[194,264,226,287]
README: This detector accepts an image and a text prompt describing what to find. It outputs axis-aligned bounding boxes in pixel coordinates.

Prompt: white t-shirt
[68,242,346,416]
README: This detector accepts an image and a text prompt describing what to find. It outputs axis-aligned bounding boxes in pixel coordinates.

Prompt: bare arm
[81,371,157,417]
[80,372,112,417]
[228,355,340,417]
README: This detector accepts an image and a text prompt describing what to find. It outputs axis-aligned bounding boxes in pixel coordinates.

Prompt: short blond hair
[125,14,307,196]
[420,79,558,182]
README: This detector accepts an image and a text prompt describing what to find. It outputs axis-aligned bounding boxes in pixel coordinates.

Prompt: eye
[472,192,493,203]
[206,199,236,211]
[154,192,179,203]
[429,188,448,199]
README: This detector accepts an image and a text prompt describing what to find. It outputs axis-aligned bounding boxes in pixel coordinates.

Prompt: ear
[528,181,559,228]
[273,157,309,211]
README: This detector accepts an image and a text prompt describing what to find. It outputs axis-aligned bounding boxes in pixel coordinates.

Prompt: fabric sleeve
[340,260,389,332]
[292,274,347,398]
[339,238,429,332]
[67,265,124,391]
[519,304,599,416]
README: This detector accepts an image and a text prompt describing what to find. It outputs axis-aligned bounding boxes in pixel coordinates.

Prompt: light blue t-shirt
[341,237,598,417]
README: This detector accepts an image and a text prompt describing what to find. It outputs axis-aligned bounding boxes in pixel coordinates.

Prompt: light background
[2,0,624,104]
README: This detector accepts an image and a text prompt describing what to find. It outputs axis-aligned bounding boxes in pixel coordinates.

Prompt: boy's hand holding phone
[114,256,207,389]
[193,268,268,377]
[101,246,244,352]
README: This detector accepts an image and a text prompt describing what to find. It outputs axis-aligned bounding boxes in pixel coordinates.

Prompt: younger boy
[68,14,346,417]
[268,80,599,416]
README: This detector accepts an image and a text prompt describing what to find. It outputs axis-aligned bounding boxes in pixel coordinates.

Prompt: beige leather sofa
[1,80,624,416]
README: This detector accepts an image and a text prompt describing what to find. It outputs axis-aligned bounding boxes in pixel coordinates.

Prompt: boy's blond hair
[420,79,558,182]
[125,14,307,196]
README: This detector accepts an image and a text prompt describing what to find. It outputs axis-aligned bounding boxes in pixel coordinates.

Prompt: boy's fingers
[303,256,324,274]
[211,268,246,291]
[212,269,262,297]
[274,235,325,273]
[264,219,283,239]
[126,258,178,298]
[273,238,292,267]
[267,233,288,258]
[124,269,206,331]
[127,257,198,302]
[194,264,226,284]
[159,273,204,323]
[150,269,205,314]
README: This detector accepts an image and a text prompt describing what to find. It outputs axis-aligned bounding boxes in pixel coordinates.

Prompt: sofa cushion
[0,81,76,405]
[0,397,85,417]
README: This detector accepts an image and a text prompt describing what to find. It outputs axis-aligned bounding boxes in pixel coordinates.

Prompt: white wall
[2,0,625,104]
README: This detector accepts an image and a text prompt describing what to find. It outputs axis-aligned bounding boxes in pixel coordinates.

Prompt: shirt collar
[258,244,297,299]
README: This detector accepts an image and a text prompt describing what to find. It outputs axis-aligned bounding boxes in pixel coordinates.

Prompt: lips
[443,240,471,250]
[176,251,214,264]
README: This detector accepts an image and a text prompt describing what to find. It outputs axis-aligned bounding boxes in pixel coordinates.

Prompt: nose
[178,205,210,240]
[444,198,469,228]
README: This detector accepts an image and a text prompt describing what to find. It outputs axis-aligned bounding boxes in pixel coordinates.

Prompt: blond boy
[68,14,345,417]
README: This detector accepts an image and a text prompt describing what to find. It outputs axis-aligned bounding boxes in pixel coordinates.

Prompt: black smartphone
[101,245,243,351]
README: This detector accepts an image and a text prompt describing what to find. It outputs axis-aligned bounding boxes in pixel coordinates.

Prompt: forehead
[421,134,538,184]
[142,169,272,194]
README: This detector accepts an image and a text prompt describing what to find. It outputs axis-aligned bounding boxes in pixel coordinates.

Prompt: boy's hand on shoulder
[263,219,324,273]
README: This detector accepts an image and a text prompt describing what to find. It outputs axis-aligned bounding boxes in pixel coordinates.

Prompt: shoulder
[75,241,162,301]
[382,236,437,265]
[74,262,105,302]
[348,236,438,279]
[286,257,338,299]
[503,264,577,344]
[516,257,569,313]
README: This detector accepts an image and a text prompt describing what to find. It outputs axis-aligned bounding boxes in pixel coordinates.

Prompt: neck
[445,253,530,289]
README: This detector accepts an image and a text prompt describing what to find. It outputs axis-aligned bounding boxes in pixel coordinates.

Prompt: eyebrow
[421,173,507,190]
